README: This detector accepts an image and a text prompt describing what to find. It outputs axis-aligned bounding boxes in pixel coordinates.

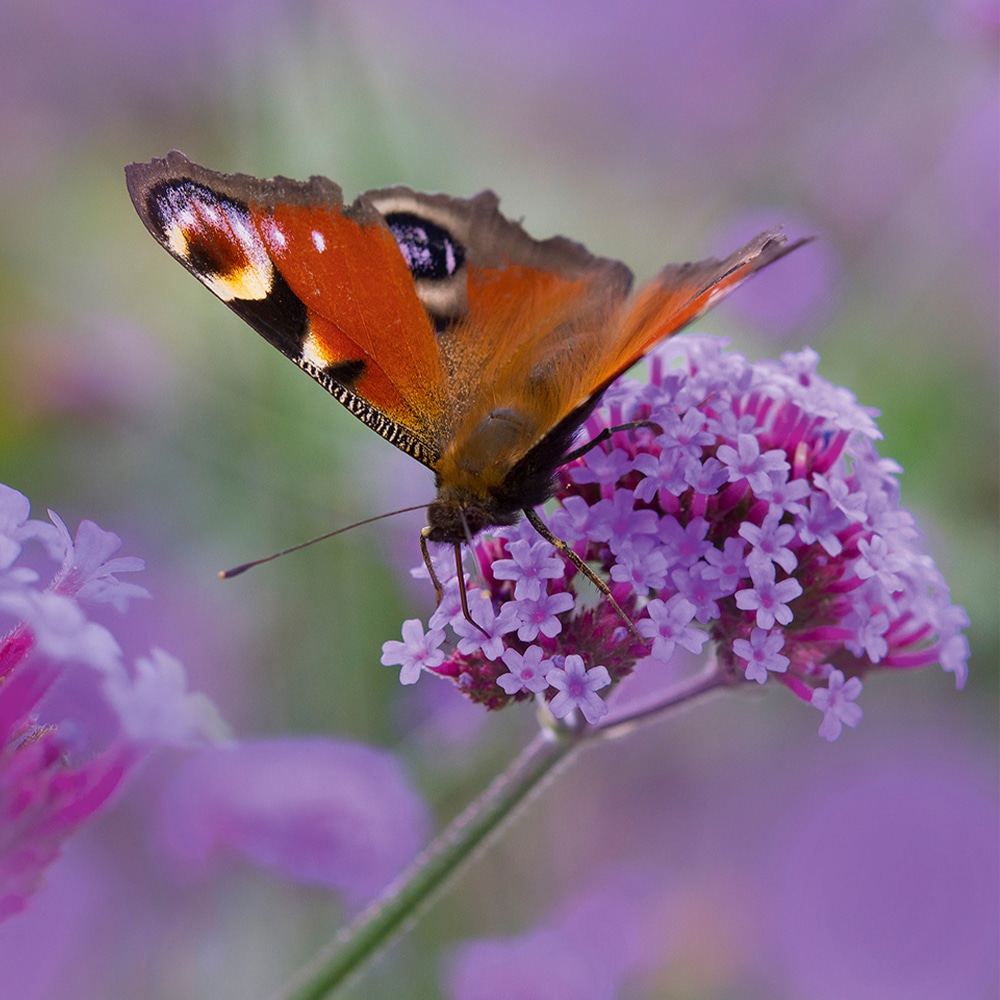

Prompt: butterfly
[126,151,806,629]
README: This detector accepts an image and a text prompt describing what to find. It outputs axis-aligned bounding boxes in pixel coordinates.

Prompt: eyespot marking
[385,212,465,281]
[148,180,274,302]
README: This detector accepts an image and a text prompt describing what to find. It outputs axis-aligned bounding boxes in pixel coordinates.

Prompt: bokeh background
[0,1,997,998]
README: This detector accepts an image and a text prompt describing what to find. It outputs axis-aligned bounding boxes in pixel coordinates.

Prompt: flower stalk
[275,723,582,1000]
[274,661,729,1000]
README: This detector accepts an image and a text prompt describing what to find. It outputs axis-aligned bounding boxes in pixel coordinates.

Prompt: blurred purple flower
[102,648,226,747]
[0,483,224,921]
[156,737,430,904]
[445,864,667,1000]
[765,744,1000,1000]
[382,336,968,738]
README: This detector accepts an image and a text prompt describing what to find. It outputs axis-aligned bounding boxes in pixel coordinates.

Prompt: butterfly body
[126,151,805,551]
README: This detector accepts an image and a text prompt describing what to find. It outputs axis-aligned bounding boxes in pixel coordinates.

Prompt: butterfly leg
[420,529,489,637]
[523,508,646,645]
[453,541,490,637]
[562,420,662,464]
[420,527,445,603]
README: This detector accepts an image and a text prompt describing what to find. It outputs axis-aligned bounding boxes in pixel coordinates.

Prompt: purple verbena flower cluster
[382,336,969,739]
[0,484,224,920]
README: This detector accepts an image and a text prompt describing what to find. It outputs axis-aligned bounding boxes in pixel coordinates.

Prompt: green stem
[271,721,585,1000]
[271,660,729,1000]
[597,654,733,740]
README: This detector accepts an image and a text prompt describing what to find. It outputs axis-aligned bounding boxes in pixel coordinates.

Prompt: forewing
[126,151,447,467]
[493,230,811,505]
[602,230,811,385]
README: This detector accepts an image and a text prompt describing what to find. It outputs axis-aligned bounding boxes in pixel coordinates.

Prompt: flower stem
[597,658,731,739]
[271,663,728,1000]
[271,719,585,1000]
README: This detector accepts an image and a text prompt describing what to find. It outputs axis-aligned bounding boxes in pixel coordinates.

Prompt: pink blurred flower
[0,484,224,920]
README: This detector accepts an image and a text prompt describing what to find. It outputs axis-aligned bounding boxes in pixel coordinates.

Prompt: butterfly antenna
[219,504,428,578]
[523,507,647,645]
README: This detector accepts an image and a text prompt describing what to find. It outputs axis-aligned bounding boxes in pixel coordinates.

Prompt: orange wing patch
[260,202,447,440]
[439,263,627,456]
[607,230,804,379]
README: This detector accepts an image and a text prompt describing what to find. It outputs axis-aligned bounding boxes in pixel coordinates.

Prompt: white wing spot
[231,216,255,251]
[312,230,326,253]
[301,328,330,368]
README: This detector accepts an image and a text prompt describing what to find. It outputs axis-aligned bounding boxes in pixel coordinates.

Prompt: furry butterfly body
[126,151,804,563]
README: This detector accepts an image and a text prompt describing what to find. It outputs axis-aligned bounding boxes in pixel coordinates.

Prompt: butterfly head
[425,490,521,545]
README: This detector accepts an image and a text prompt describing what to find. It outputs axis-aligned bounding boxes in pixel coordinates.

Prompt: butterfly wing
[125,153,632,473]
[362,186,635,428]
[428,226,809,525]
[127,153,806,541]
[598,229,809,385]
[126,152,452,467]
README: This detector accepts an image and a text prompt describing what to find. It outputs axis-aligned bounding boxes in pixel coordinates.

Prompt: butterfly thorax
[425,407,540,542]
[425,398,595,542]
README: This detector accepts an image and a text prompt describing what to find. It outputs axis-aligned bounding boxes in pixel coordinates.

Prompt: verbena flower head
[382,336,969,739]
[0,484,225,920]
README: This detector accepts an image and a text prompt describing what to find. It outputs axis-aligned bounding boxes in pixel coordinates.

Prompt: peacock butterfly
[125,151,807,625]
